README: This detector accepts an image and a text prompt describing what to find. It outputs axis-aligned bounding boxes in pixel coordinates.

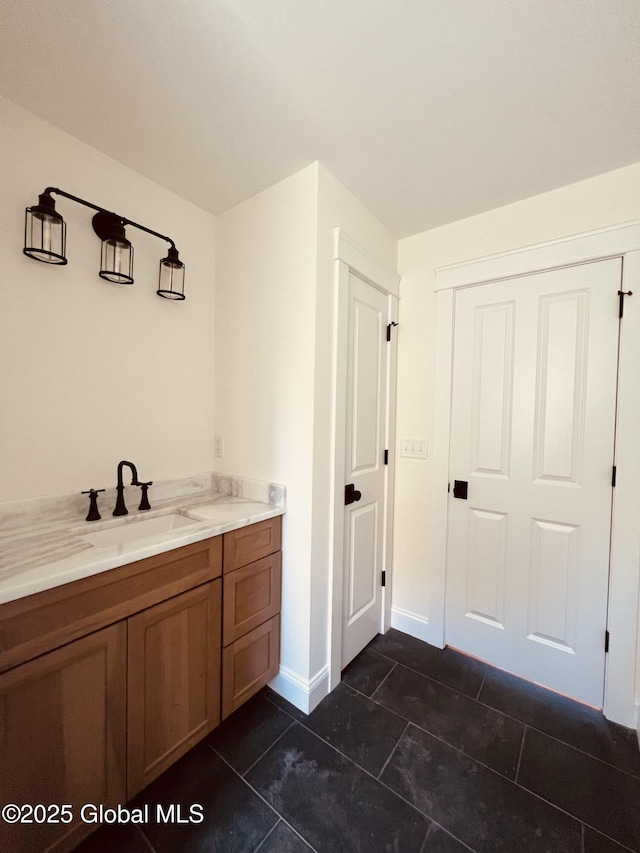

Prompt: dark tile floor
[76,628,640,853]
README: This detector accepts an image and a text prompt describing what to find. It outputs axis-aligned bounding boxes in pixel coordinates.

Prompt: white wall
[214,164,319,686]
[0,96,216,501]
[393,162,640,711]
[214,161,397,706]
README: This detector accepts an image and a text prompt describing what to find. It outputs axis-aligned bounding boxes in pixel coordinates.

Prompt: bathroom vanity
[0,487,283,853]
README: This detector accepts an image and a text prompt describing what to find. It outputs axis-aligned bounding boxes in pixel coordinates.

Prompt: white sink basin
[80,513,199,549]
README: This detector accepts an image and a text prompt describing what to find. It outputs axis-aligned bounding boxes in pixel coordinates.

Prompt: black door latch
[453,480,468,500]
[345,483,362,505]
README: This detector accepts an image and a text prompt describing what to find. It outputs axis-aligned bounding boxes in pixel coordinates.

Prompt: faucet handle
[138,481,153,512]
[81,488,105,522]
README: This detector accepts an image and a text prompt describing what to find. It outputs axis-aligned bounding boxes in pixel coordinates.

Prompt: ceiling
[0,0,638,237]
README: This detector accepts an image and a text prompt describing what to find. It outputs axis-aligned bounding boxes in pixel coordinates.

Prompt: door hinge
[612,465,617,488]
[605,630,610,653]
[386,321,398,342]
[381,571,386,587]
[384,449,389,465]
[618,290,633,318]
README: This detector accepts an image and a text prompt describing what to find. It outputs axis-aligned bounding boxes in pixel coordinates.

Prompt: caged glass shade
[100,237,134,284]
[157,246,185,300]
[24,193,67,264]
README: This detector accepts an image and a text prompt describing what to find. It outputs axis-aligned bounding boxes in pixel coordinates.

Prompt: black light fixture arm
[42,187,176,249]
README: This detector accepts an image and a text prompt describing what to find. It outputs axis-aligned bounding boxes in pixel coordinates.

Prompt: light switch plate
[400,438,428,459]
[214,436,223,458]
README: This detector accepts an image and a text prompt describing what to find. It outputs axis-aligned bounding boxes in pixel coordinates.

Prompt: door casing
[430,221,640,728]
[329,229,400,691]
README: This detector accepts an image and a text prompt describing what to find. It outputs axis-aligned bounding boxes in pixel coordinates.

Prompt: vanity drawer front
[221,614,280,719]
[223,516,282,573]
[223,552,281,646]
[0,536,222,674]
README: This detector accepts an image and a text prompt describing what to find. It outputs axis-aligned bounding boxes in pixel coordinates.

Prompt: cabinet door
[127,580,221,797]
[223,552,281,646]
[222,614,280,719]
[0,623,127,853]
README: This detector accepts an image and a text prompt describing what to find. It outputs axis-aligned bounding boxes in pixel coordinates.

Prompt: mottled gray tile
[208,690,293,774]
[381,724,581,853]
[479,667,640,777]
[518,728,640,851]
[73,824,151,853]
[342,647,396,696]
[132,742,277,853]
[375,664,524,778]
[370,629,486,698]
[246,722,429,852]
[422,823,474,852]
[258,821,315,853]
[264,687,308,722]
[583,826,638,853]
[305,682,406,775]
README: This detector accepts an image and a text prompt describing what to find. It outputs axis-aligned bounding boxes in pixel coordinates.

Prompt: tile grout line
[377,721,410,780]
[137,827,157,853]
[369,660,397,699]
[251,819,281,853]
[581,821,585,853]
[475,671,487,701]
[515,725,527,783]
[241,720,296,778]
[210,744,321,853]
[424,819,478,853]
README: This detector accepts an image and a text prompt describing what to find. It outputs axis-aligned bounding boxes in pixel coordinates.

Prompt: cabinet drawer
[221,615,280,719]
[223,516,282,573]
[223,552,281,646]
[0,537,222,674]
[127,579,221,798]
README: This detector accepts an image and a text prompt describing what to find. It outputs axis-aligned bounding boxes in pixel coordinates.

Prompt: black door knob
[345,483,362,505]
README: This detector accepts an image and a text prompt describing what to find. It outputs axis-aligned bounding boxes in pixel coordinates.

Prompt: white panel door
[342,272,388,667]
[446,258,621,706]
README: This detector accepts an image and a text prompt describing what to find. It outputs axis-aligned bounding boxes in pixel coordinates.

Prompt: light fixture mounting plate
[92,210,123,240]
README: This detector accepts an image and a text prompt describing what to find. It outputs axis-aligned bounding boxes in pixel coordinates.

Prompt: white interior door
[445,258,621,706]
[342,272,388,667]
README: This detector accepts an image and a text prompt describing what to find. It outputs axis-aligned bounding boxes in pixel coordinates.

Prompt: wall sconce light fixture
[24,187,186,300]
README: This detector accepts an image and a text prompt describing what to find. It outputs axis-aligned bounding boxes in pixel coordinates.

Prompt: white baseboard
[269,663,330,715]
[391,605,443,647]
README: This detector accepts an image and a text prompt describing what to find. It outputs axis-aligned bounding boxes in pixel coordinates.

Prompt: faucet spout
[113,460,140,516]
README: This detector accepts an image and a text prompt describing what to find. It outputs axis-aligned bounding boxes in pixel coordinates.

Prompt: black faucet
[113,460,153,516]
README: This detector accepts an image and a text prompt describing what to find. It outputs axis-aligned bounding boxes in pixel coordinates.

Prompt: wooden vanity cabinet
[0,536,221,853]
[221,517,282,718]
[0,516,282,852]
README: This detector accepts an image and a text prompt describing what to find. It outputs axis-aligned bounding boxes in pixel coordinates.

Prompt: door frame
[430,220,640,728]
[328,228,400,691]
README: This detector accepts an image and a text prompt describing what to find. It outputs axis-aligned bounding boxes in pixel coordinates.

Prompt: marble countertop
[0,474,285,607]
